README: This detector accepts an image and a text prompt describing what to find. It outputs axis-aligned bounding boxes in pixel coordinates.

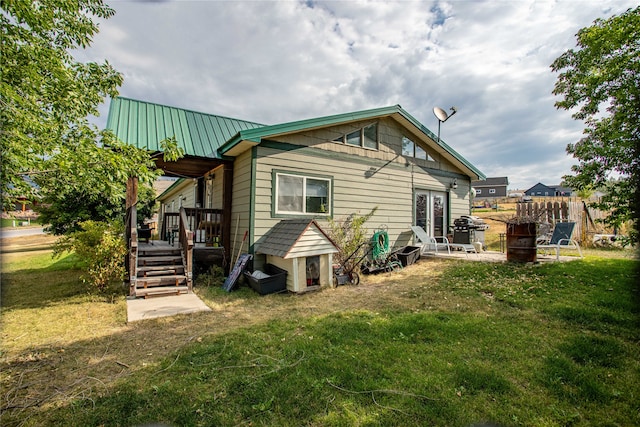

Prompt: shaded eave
[219,105,485,181]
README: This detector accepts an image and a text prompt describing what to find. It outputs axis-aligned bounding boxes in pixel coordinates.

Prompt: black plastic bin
[396,246,421,267]
[243,264,288,295]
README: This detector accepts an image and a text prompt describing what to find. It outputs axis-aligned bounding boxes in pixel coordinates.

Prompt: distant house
[472,176,508,198]
[524,183,573,197]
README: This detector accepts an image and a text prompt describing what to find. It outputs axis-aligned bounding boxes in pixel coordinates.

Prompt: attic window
[275,172,331,216]
[402,136,434,161]
[333,123,378,150]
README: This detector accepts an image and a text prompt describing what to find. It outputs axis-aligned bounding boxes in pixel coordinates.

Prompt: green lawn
[1,250,638,426]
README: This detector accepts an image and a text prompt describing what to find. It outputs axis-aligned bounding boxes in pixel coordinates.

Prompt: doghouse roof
[255,219,339,259]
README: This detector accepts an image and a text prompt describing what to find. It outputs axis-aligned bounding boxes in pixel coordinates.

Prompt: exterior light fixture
[451,178,458,189]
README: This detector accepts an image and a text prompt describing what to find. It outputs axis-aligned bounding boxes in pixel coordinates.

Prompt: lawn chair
[537,222,583,261]
[411,225,450,256]
[411,226,477,258]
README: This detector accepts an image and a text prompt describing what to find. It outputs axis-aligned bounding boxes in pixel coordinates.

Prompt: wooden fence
[515,201,612,244]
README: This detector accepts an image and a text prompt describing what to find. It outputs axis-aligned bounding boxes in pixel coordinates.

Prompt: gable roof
[255,219,338,259]
[472,176,509,187]
[106,97,264,158]
[219,104,485,180]
[106,98,484,180]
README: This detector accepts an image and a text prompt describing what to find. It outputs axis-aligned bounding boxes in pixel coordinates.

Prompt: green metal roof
[107,98,484,180]
[106,97,264,158]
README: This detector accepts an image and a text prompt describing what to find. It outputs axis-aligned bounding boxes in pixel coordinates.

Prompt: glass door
[415,190,448,237]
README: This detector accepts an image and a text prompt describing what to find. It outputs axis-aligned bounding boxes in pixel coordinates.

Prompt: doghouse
[254,219,339,293]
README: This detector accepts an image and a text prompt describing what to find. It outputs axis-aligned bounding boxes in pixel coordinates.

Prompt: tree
[551,6,639,243]
[1,1,180,217]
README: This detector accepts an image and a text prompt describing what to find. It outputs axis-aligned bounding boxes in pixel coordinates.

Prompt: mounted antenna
[433,106,457,143]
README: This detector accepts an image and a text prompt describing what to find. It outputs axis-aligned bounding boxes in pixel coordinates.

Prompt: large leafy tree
[1,0,178,224]
[551,7,639,242]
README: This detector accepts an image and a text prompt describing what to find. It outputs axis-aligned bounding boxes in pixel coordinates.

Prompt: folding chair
[537,222,583,261]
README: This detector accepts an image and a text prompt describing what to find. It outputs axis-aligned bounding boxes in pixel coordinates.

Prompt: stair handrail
[179,207,194,292]
[126,205,138,296]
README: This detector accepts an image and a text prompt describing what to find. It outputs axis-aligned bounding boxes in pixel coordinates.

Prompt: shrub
[327,207,377,271]
[53,220,126,291]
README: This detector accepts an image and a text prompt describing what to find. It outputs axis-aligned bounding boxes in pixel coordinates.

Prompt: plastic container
[243,264,287,295]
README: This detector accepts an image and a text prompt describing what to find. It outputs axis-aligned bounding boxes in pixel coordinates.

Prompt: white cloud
[79,0,636,189]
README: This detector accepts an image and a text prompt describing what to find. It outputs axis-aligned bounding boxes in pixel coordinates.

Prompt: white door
[415,190,448,237]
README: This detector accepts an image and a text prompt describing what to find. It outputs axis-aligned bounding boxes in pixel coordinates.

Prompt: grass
[1,248,639,426]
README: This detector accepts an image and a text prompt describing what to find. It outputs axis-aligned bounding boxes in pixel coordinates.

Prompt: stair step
[138,256,182,266]
[138,264,184,273]
[135,285,189,298]
[137,275,187,287]
[139,249,182,257]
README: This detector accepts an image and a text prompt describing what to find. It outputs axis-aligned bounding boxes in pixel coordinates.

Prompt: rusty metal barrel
[506,222,537,263]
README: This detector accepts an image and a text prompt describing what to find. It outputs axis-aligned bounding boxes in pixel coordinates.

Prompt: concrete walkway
[127,293,211,322]
[422,250,582,263]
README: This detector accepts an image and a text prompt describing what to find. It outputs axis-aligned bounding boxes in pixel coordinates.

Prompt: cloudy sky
[77,0,635,190]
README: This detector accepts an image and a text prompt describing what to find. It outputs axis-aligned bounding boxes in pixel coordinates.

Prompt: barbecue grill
[453,215,489,246]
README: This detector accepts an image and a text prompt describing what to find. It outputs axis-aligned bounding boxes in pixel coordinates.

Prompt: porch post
[126,176,138,209]
[222,162,233,267]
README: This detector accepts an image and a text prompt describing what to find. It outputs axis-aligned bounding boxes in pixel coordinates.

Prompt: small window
[476,189,482,195]
[363,124,377,149]
[402,137,414,157]
[334,124,378,150]
[489,189,496,194]
[403,136,433,161]
[346,130,361,146]
[414,145,427,160]
[275,172,331,215]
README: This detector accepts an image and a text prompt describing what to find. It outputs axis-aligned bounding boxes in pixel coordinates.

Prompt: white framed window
[489,189,496,194]
[402,136,434,161]
[334,123,378,150]
[476,189,482,195]
[275,172,331,215]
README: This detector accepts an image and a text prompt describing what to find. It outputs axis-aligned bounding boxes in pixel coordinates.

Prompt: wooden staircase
[133,245,190,298]
[127,204,194,299]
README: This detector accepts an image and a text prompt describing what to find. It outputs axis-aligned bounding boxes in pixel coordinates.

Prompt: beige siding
[251,118,471,250]
[266,255,296,291]
[158,179,197,233]
[284,226,338,259]
[231,150,252,257]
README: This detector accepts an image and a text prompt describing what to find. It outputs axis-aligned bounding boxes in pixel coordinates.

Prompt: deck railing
[179,207,194,291]
[162,208,223,246]
[125,204,138,296]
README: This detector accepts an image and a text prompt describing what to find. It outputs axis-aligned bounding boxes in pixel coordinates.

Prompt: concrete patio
[127,293,211,322]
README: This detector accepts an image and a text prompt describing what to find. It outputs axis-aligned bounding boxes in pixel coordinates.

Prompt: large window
[334,123,378,150]
[275,172,331,215]
[402,136,434,161]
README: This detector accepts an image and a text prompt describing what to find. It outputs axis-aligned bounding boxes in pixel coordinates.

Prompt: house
[471,176,508,198]
[524,183,573,197]
[108,97,485,294]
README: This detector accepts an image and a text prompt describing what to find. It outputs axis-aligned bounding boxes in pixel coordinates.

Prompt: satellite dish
[433,107,449,122]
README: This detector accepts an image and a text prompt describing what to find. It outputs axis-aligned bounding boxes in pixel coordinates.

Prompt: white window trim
[334,123,378,150]
[489,189,496,194]
[275,172,332,216]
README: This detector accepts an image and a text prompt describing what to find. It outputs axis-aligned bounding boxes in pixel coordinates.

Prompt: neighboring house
[471,176,508,198]
[524,183,573,197]
[108,97,485,292]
